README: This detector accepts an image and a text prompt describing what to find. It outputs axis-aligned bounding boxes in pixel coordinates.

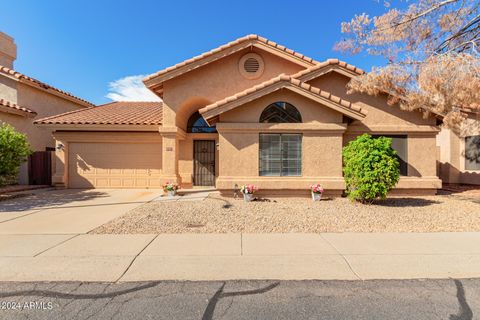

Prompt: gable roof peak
[199,74,366,122]
[143,34,318,90]
[292,59,365,80]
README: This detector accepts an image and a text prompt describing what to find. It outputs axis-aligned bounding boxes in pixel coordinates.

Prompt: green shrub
[0,122,32,186]
[342,133,400,203]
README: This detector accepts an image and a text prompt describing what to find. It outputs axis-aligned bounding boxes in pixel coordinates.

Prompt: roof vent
[239,53,264,79]
[244,57,260,73]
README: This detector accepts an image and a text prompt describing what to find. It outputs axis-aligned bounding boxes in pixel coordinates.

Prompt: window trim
[259,133,302,177]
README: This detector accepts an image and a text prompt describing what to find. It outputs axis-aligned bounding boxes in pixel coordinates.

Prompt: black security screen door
[193,140,215,186]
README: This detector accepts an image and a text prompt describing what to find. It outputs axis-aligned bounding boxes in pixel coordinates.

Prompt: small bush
[0,122,32,186]
[342,133,400,203]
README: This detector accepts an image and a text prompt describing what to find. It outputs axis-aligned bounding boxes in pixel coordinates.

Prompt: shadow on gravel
[374,197,441,207]
[449,279,473,320]
[202,282,280,320]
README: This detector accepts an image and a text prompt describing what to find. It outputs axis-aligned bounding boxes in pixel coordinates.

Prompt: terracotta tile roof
[292,58,365,79]
[0,98,37,117]
[34,101,163,125]
[199,74,365,118]
[0,65,94,107]
[143,34,319,85]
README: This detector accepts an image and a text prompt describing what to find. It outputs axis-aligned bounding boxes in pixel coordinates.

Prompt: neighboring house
[437,113,480,185]
[35,35,442,195]
[0,32,93,184]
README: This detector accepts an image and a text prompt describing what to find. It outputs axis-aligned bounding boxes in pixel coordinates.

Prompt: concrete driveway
[0,189,162,234]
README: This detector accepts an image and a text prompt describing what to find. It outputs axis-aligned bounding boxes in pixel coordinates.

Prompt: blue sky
[1,0,396,105]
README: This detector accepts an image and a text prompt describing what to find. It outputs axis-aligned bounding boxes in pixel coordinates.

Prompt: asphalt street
[0,279,478,319]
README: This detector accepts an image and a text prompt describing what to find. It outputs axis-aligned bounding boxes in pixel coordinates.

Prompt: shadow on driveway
[0,190,111,212]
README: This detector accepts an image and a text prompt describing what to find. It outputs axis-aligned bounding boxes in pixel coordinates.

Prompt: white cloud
[105,75,161,102]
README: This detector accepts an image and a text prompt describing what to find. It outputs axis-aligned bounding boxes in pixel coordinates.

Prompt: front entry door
[193,140,215,186]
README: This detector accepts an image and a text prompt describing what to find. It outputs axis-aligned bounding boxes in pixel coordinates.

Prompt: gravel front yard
[91,192,480,233]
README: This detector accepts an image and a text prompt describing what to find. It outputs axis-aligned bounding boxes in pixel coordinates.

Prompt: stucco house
[0,32,93,184]
[35,35,443,196]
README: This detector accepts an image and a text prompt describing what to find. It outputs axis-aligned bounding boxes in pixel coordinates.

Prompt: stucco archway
[175,97,212,131]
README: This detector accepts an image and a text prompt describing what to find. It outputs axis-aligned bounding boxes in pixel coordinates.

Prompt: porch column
[159,127,186,184]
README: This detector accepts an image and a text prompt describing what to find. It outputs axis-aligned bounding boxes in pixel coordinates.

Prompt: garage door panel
[123,179,135,187]
[148,179,162,187]
[95,178,110,188]
[69,142,162,188]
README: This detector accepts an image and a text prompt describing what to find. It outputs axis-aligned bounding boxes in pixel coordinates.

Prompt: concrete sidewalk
[0,233,479,282]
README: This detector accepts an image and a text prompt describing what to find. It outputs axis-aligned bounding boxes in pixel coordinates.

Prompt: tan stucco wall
[309,72,436,127]
[161,48,305,129]
[0,76,17,102]
[408,134,438,177]
[437,119,480,185]
[16,83,86,150]
[217,128,345,196]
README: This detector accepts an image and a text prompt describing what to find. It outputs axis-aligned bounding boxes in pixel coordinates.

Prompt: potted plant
[240,184,258,202]
[310,183,324,201]
[163,182,180,197]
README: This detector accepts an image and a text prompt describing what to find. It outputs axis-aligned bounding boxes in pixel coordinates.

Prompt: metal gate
[193,140,215,186]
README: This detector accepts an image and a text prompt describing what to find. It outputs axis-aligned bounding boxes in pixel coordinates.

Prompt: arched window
[259,102,302,123]
[187,111,217,133]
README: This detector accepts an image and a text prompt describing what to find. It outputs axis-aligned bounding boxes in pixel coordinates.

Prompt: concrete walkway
[0,232,479,282]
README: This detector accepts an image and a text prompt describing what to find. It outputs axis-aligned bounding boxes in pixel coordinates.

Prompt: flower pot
[311,192,322,201]
[167,190,177,197]
[243,193,253,202]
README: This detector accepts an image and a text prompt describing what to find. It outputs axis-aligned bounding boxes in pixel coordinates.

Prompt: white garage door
[68,142,162,188]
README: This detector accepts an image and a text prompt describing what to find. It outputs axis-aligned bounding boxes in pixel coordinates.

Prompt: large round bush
[0,122,31,186]
[342,133,400,203]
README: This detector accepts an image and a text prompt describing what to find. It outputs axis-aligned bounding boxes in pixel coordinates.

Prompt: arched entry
[185,109,217,187]
[187,111,217,133]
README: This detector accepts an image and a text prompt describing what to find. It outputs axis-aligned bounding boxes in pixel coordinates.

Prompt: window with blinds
[465,135,480,170]
[259,134,302,176]
[372,135,408,176]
